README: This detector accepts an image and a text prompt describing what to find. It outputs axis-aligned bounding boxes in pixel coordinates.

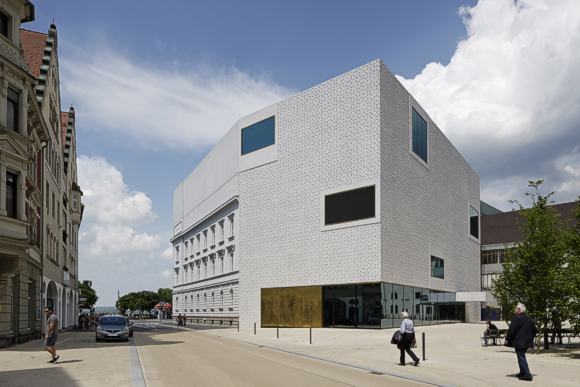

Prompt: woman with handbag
[398,311,420,366]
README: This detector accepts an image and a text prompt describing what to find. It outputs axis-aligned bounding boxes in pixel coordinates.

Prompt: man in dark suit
[505,303,537,381]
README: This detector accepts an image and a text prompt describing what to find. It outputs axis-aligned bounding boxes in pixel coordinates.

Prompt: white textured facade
[172,60,481,327]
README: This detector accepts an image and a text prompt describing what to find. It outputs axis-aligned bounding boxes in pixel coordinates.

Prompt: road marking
[129,338,146,387]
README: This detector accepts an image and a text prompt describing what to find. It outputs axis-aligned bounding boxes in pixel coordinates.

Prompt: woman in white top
[399,311,419,366]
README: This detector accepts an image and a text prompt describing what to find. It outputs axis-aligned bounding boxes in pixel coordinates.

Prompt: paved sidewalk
[0,331,132,387]
[193,322,579,387]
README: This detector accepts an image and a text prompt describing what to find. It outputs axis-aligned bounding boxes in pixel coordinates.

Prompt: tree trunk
[543,329,549,350]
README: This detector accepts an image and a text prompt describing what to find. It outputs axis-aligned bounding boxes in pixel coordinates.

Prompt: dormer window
[0,12,9,38]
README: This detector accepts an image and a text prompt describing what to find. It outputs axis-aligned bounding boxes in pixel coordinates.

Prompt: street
[0,322,423,387]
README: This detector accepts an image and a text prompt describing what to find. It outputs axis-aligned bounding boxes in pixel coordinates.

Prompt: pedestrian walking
[505,303,537,382]
[398,311,419,366]
[43,308,60,364]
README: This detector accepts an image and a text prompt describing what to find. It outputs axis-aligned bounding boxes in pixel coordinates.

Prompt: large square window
[324,185,375,226]
[430,256,444,279]
[412,108,427,163]
[469,205,479,239]
[241,116,275,155]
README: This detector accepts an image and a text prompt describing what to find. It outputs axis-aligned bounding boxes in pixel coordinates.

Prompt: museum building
[171,59,482,328]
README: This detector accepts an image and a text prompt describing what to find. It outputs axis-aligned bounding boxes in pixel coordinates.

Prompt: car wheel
[95,338,100,342]
[124,338,129,342]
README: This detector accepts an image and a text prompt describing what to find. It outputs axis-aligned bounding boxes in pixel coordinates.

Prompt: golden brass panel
[261,286,322,328]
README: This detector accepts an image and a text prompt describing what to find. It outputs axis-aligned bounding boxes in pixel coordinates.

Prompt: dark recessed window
[469,205,479,239]
[6,172,18,218]
[324,185,375,226]
[241,116,275,155]
[412,108,427,163]
[0,12,8,37]
[431,256,444,279]
[7,88,19,132]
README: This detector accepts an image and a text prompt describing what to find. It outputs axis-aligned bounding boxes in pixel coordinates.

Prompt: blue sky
[27,1,580,305]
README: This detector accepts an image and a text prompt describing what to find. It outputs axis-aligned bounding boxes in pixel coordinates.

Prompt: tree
[492,180,576,349]
[564,198,580,333]
[157,288,172,303]
[78,281,98,308]
[116,290,167,315]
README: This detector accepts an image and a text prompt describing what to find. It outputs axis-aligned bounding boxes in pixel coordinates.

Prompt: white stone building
[172,60,481,328]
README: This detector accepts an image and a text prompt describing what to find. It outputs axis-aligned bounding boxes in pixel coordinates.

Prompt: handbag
[391,331,402,345]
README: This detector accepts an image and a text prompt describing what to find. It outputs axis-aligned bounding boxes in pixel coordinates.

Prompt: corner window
[412,108,427,163]
[469,205,479,239]
[241,116,275,155]
[0,12,9,38]
[7,88,20,132]
[324,185,375,226]
[6,172,18,218]
[431,256,444,279]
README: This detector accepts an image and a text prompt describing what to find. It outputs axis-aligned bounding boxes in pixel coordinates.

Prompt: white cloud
[77,156,169,304]
[397,0,580,208]
[161,246,173,261]
[78,156,156,226]
[61,50,293,150]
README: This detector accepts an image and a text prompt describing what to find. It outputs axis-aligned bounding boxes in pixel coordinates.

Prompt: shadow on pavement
[0,367,81,387]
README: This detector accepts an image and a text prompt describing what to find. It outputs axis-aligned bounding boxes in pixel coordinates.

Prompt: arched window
[230,288,234,309]
[211,292,215,308]
[220,290,224,309]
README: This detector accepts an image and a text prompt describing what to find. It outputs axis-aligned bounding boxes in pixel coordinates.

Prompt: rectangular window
[469,205,479,239]
[324,185,375,226]
[6,172,18,218]
[431,256,444,279]
[412,108,427,163]
[7,88,19,132]
[0,12,8,37]
[241,116,275,155]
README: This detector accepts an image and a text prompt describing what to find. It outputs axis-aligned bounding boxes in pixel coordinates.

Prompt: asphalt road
[133,321,424,387]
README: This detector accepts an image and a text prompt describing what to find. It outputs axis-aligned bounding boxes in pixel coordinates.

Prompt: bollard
[309,327,312,344]
[277,326,279,339]
[422,332,426,361]
[254,322,256,335]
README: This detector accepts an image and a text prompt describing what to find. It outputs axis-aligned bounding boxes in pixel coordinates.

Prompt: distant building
[480,201,577,319]
[172,60,482,328]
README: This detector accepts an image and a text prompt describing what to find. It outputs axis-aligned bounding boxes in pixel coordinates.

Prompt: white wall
[238,61,384,327]
[379,63,480,293]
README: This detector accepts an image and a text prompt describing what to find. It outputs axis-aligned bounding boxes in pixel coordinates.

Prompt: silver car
[95,315,132,342]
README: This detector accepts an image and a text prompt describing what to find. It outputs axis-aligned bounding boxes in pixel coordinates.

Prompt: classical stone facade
[0,1,83,346]
[173,60,481,328]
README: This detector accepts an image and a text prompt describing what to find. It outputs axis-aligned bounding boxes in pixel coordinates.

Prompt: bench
[481,328,507,346]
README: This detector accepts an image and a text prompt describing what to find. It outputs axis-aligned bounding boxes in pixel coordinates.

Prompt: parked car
[95,315,132,342]
[125,316,134,337]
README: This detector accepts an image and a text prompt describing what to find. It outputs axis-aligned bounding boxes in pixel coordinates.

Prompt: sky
[27,0,580,306]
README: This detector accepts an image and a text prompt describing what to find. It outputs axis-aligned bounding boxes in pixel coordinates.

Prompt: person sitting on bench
[483,320,499,345]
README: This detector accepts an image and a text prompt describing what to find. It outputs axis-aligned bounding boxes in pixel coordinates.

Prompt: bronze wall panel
[261,286,322,328]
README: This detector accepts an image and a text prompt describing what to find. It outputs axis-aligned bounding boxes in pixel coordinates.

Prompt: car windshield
[99,317,126,326]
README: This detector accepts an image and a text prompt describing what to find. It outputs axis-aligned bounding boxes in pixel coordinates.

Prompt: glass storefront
[261,282,465,329]
[322,282,464,329]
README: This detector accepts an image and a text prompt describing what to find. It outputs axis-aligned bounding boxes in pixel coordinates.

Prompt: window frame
[430,255,445,279]
[5,171,18,218]
[469,203,480,240]
[6,87,20,132]
[240,116,276,155]
[321,181,380,231]
[0,11,10,38]
[408,100,429,168]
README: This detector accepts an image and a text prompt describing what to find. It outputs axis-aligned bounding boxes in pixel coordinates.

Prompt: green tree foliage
[566,198,580,332]
[157,288,172,303]
[116,290,166,315]
[78,281,98,308]
[492,181,578,349]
